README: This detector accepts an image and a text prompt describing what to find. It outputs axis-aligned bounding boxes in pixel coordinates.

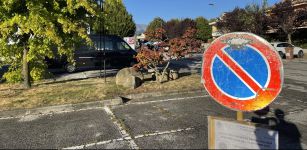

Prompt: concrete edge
[124,88,206,100]
[282,59,307,63]
[0,89,206,119]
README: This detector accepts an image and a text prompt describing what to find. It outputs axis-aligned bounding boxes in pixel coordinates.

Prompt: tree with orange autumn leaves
[134,27,201,83]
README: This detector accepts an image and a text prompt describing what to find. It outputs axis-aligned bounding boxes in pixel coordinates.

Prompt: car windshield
[116,41,131,50]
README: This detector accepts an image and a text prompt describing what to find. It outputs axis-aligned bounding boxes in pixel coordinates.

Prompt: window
[76,42,94,52]
[116,41,131,51]
[285,43,293,47]
[277,43,286,47]
[93,40,113,51]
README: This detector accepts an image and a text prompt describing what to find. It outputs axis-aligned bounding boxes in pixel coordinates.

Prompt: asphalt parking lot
[0,60,307,149]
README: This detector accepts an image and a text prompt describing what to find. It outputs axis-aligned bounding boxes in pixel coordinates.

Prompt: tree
[216,3,268,36]
[195,17,212,42]
[0,0,98,88]
[145,17,165,33]
[269,0,307,44]
[217,7,254,33]
[94,0,136,37]
[135,27,201,83]
[164,18,196,39]
[244,2,268,36]
[164,19,181,39]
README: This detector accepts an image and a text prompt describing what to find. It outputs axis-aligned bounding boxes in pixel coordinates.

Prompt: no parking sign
[202,32,283,112]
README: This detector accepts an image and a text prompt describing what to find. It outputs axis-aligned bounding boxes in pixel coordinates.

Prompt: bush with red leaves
[134,27,201,82]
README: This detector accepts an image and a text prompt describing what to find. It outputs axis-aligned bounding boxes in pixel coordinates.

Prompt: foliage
[93,0,136,37]
[145,28,167,42]
[135,27,201,83]
[135,28,166,71]
[269,0,307,44]
[0,0,99,88]
[164,18,196,39]
[195,17,212,42]
[3,68,22,83]
[145,17,165,33]
[216,2,268,36]
[169,28,201,57]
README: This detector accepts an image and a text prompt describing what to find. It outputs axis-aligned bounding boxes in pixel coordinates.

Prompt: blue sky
[123,0,281,25]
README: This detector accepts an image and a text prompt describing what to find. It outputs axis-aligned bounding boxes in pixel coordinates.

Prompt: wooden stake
[208,116,215,149]
[237,111,244,121]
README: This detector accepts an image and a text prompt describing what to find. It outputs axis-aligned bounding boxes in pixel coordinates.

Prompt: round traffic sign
[202,32,283,112]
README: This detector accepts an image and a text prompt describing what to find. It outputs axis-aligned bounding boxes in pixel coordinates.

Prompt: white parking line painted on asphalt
[124,95,210,106]
[62,127,196,149]
[63,138,124,149]
[103,106,139,149]
[0,116,15,120]
[0,107,104,120]
[134,127,195,139]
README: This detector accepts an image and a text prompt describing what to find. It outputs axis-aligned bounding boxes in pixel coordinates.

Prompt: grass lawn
[0,74,203,111]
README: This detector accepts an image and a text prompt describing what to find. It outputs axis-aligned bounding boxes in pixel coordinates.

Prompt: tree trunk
[287,33,292,44]
[157,61,170,83]
[23,47,31,89]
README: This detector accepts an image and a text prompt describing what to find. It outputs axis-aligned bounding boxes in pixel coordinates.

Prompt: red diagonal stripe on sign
[216,50,263,94]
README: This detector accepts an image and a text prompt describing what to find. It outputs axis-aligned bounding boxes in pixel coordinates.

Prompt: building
[290,0,307,9]
[209,0,307,38]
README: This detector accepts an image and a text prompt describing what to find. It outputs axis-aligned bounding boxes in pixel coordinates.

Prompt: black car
[47,35,138,73]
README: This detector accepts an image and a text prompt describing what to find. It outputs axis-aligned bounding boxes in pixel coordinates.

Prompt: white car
[271,42,304,58]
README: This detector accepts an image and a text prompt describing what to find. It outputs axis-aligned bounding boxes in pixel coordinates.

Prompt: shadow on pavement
[170,55,203,75]
[251,107,302,149]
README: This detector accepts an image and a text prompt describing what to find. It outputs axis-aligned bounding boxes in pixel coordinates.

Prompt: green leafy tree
[0,0,98,88]
[216,7,248,32]
[145,17,166,33]
[216,3,268,36]
[195,17,212,42]
[94,0,136,37]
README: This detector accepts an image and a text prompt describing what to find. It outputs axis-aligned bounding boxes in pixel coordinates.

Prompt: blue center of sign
[212,46,269,99]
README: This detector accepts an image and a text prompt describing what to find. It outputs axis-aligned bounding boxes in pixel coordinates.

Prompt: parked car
[270,42,304,58]
[0,65,9,82]
[46,35,138,73]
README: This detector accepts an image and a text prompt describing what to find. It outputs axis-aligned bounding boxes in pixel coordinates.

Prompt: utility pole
[99,0,102,79]
[99,0,106,83]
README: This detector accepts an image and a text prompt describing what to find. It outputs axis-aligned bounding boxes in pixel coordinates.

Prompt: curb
[124,88,206,100]
[282,59,307,63]
[0,89,207,119]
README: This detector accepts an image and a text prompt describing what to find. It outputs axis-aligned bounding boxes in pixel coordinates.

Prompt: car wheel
[298,50,304,58]
[278,51,285,59]
[65,63,76,73]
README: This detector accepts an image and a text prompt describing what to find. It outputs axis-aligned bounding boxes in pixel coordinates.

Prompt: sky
[123,0,281,25]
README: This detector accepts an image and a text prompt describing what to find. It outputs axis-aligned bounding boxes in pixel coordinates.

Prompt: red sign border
[202,32,284,112]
